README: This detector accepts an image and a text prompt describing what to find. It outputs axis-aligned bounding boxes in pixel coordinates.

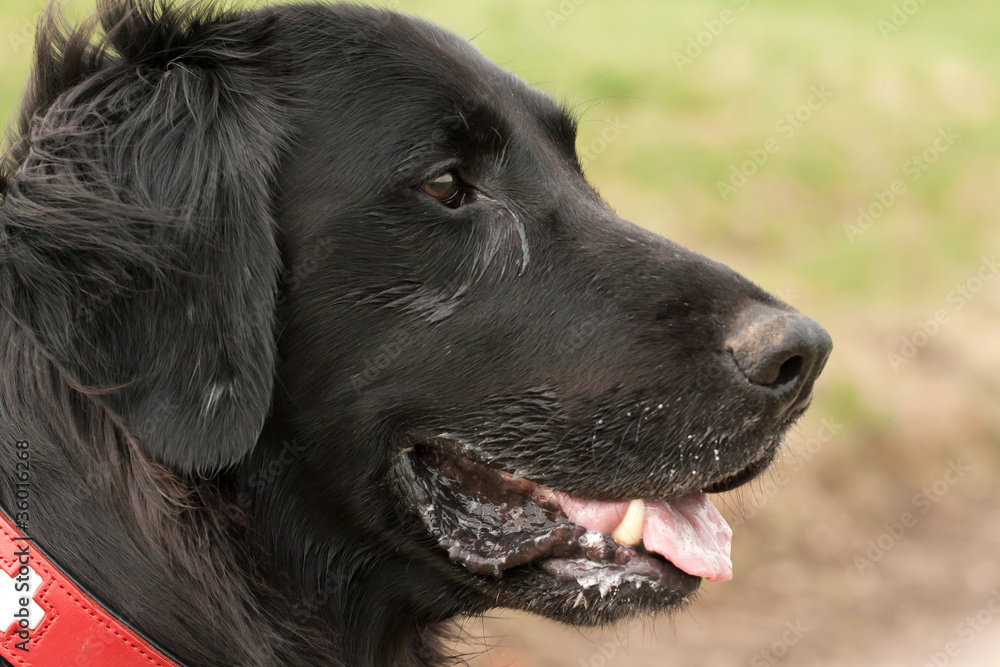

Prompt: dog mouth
[395,441,751,604]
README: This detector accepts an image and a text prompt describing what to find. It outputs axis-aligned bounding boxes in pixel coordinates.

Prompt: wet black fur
[0,2,816,665]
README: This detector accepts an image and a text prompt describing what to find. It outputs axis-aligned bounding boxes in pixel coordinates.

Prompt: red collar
[0,509,180,666]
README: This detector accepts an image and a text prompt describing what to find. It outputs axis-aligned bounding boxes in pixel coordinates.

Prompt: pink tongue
[553,492,733,582]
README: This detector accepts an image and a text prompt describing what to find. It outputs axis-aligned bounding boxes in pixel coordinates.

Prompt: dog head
[0,0,830,641]
[262,5,832,624]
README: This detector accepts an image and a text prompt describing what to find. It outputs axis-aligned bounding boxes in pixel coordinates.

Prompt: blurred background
[2,1,998,665]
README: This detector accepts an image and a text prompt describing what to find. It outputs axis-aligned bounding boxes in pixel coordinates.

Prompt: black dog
[0,1,831,665]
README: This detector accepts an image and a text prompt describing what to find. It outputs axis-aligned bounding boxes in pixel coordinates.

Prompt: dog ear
[0,7,287,473]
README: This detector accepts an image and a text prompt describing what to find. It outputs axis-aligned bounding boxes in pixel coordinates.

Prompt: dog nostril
[737,345,804,388]
[726,304,832,393]
[771,355,804,388]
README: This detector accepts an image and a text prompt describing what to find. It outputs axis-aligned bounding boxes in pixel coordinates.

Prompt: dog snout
[725,303,832,414]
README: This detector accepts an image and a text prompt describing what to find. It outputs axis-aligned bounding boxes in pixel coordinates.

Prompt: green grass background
[2,1,999,664]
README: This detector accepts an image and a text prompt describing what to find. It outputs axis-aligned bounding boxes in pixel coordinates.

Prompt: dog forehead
[286,5,569,137]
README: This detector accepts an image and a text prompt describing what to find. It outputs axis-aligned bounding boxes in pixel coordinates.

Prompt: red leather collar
[0,510,180,667]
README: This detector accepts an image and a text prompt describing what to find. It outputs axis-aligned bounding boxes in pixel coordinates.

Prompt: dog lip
[701,447,777,494]
[535,553,701,598]
[404,431,775,498]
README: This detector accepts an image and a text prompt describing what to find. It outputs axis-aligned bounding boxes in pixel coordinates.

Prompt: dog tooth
[611,499,644,546]
[534,487,557,504]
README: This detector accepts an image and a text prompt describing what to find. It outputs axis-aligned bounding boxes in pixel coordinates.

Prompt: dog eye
[419,171,474,209]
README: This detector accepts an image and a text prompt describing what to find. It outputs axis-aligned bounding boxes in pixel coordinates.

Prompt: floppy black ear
[0,5,287,473]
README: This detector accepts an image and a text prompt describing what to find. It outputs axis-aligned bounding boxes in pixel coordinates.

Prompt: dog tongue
[643,496,733,582]
[553,492,733,582]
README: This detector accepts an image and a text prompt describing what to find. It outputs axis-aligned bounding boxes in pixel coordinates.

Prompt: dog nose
[726,304,832,408]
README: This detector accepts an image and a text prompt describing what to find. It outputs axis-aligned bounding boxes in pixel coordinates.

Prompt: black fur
[0,2,829,665]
